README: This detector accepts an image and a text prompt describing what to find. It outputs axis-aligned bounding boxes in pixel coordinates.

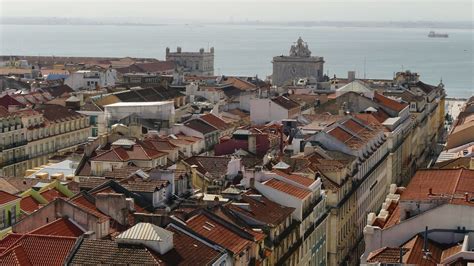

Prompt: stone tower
[272,37,325,86]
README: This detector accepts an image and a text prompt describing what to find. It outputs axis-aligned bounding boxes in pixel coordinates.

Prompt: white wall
[254,181,304,221]
[363,204,474,262]
[250,99,288,125]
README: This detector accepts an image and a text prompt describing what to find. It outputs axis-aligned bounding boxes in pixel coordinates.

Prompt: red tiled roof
[92,144,166,162]
[374,91,407,112]
[0,190,20,205]
[367,234,462,265]
[0,106,10,118]
[200,113,230,130]
[342,118,366,133]
[0,234,23,251]
[273,170,315,187]
[91,147,130,162]
[263,178,311,199]
[29,218,84,237]
[160,225,223,265]
[0,244,31,265]
[272,96,300,110]
[0,95,25,109]
[328,126,354,143]
[70,195,109,222]
[35,104,85,122]
[401,169,474,206]
[141,139,178,151]
[0,235,77,266]
[186,213,253,254]
[184,119,218,134]
[40,188,67,202]
[227,190,295,226]
[20,196,41,213]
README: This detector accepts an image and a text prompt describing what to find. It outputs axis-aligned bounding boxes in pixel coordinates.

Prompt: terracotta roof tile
[328,126,355,143]
[374,91,407,112]
[263,178,311,199]
[183,156,231,180]
[70,195,109,222]
[226,190,295,226]
[0,190,20,205]
[0,234,23,251]
[401,169,474,206]
[20,196,41,213]
[186,213,253,254]
[29,218,84,237]
[159,225,223,265]
[200,113,230,130]
[272,170,316,187]
[40,188,67,202]
[272,96,300,110]
[121,180,169,193]
[184,119,218,134]
[0,235,77,266]
[35,104,85,122]
[69,239,160,265]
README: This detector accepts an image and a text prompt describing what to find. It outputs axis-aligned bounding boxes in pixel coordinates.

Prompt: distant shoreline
[1,18,473,30]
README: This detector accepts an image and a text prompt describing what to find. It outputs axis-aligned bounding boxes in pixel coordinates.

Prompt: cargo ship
[428,31,449,38]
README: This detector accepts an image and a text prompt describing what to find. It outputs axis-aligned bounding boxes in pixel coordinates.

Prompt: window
[0,209,5,229]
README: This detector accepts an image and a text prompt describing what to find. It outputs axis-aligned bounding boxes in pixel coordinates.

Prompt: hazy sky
[1,0,473,22]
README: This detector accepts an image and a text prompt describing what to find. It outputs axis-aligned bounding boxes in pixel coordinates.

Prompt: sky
[0,0,473,23]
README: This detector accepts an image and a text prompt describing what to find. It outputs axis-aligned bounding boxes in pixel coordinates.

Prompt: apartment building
[244,168,328,265]
[297,115,389,265]
[0,107,28,177]
[1,105,89,177]
[362,169,474,265]
[14,105,90,172]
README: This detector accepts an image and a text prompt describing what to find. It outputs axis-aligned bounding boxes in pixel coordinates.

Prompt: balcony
[0,140,28,151]
[0,155,29,168]
[0,124,23,133]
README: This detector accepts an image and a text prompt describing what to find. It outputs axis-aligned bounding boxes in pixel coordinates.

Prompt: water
[0,24,472,98]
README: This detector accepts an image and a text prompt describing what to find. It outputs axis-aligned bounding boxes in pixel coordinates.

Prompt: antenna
[422,226,431,259]
[399,247,403,263]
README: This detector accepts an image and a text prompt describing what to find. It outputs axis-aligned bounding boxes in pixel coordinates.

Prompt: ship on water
[428,31,449,38]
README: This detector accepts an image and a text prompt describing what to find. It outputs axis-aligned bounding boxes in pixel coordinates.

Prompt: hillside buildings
[0,40,459,266]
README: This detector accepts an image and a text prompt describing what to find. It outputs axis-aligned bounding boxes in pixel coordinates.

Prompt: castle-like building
[272,37,325,86]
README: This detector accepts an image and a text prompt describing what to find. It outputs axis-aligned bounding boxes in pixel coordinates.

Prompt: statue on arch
[290,37,311,57]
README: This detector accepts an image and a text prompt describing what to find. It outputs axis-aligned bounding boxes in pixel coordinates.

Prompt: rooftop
[183,119,218,134]
[0,234,77,266]
[186,212,253,254]
[272,96,300,110]
[400,168,474,206]
[69,239,160,265]
[0,190,20,205]
[117,222,173,242]
[262,178,311,199]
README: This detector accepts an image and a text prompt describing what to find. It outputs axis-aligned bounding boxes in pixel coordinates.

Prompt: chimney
[249,176,255,189]
[428,188,432,195]
[95,193,129,225]
[126,198,135,212]
[348,71,356,82]
[465,192,469,202]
